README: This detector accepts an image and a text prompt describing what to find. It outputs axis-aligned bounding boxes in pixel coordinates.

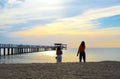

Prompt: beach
[0,61,120,79]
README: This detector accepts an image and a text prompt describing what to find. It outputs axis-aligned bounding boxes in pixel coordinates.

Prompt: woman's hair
[57,46,61,50]
[80,41,85,47]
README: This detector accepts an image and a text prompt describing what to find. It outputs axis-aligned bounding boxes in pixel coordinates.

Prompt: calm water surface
[0,48,120,64]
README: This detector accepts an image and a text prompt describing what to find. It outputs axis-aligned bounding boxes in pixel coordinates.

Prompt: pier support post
[27,48,29,53]
[37,48,39,52]
[21,48,23,53]
[17,48,20,54]
[31,48,33,52]
[14,48,18,54]
[11,48,14,55]
[0,48,1,56]
[30,48,31,52]
[3,48,6,56]
[8,48,10,55]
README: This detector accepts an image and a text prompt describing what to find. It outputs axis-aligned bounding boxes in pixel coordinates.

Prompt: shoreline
[0,61,120,79]
[0,60,119,64]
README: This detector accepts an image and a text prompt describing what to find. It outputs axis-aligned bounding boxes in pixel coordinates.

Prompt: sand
[0,61,120,79]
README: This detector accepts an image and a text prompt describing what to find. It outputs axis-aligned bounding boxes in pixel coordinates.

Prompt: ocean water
[0,48,120,64]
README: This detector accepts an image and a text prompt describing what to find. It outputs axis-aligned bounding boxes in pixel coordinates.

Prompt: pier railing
[0,43,67,56]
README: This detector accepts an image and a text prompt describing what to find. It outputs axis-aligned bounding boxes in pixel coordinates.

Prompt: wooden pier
[0,43,67,56]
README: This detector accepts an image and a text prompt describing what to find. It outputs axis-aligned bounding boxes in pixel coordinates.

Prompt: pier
[0,43,67,56]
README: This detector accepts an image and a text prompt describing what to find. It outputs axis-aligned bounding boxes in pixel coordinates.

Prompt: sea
[0,48,120,64]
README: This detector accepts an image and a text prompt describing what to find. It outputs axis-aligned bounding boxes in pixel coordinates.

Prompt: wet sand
[0,61,120,79]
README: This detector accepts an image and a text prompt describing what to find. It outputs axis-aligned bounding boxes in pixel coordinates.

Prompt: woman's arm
[77,46,81,56]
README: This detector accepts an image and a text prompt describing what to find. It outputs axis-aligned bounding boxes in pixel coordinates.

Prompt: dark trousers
[79,51,86,62]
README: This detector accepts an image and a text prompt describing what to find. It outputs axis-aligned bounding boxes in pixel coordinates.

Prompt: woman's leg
[59,55,62,63]
[79,53,82,62]
[57,55,62,63]
[83,52,86,62]
[60,56,62,62]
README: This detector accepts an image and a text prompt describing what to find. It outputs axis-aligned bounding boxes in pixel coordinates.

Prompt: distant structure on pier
[54,43,67,50]
[0,43,67,56]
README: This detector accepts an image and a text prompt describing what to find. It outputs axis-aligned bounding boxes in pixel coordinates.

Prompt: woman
[56,46,63,63]
[77,41,86,62]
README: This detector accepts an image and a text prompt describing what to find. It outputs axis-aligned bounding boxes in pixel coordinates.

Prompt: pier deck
[0,43,67,56]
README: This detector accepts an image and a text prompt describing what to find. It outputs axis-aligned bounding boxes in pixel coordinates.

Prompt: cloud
[10,5,120,47]
[0,0,25,8]
[12,5,120,36]
[80,5,120,20]
[0,0,73,27]
[0,1,120,28]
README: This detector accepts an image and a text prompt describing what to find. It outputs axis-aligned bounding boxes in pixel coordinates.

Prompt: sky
[0,0,120,48]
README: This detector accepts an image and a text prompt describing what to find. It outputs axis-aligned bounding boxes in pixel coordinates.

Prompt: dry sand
[0,61,120,79]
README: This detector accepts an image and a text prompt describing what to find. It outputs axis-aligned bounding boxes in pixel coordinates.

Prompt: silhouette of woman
[56,46,63,63]
[77,41,86,62]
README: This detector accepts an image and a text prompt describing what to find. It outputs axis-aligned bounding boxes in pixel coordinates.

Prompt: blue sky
[0,0,120,48]
[98,15,120,28]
